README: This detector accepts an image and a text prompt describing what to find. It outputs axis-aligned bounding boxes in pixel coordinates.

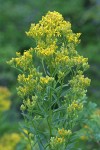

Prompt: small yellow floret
[58,128,72,137]
[40,76,54,85]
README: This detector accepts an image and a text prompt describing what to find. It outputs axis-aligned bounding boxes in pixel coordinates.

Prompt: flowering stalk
[8,11,91,150]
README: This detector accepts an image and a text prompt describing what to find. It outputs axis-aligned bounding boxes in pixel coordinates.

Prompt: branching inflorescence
[8,11,91,150]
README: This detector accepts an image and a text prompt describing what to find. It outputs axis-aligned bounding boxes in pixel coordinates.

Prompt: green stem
[28,133,33,150]
[42,59,47,75]
[32,121,45,150]
[47,116,52,137]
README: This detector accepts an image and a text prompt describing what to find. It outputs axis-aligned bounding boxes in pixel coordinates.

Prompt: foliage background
[0,0,100,149]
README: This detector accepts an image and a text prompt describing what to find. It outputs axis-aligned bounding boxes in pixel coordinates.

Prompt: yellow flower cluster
[55,52,70,66]
[0,100,11,112]
[67,100,83,112]
[35,42,57,57]
[0,87,11,112]
[51,49,89,71]
[67,33,81,44]
[50,136,65,150]
[26,11,71,39]
[40,76,54,85]
[8,50,32,71]
[0,87,11,97]
[18,74,33,83]
[69,74,91,90]
[71,55,89,69]
[25,11,82,72]
[17,69,41,97]
[80,135,88,141]
[50,128,72,149]
[58,128,72,137]
[20,96,37,112]
[0,133,21,150]
[17,74,37,97]
[67,72,91,100]
[51,136,65,144]
[8,11,88,83]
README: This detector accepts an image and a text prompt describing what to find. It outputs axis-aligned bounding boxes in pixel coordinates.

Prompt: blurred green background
[0,0,100,149]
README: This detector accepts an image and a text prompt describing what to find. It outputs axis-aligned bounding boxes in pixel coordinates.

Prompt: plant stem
[47,116,52,137]
[42,59,47,75]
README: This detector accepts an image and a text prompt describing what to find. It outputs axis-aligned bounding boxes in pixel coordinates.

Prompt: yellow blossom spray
[8,11,91,150]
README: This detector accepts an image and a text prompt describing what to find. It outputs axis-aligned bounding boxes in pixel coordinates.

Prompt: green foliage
[74,102,100,149]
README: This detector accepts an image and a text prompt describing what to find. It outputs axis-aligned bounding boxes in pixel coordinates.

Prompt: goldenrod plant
[0,86,11,112]
[8,11,91,150]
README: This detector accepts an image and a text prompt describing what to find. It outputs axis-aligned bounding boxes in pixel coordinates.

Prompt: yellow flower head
[0,87,11,112]
[58,128,72,137]
[26,11,72,39]
[67,100,83,112]
[80,135,88,141]
[0,133,21,150]
[40,76,54,85]
[50,136,65,149]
